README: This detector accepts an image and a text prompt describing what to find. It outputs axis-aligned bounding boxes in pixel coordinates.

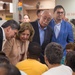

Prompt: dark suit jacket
[31,20,53,54]
[0,27,3,51]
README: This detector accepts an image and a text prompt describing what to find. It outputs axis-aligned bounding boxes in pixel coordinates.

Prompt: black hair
[45,42,63,64]
[1,19,20,30]
[0,17,2,20]
[66,51,75,72]
[36,10,43,15]
[0,51,10,64]
[28,42,42,59]
[54,5,65,14]
[0,64,21,75]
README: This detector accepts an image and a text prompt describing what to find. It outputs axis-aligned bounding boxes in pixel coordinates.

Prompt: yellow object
[5,15,13,20]
[18,2,22,6]
[16,59,48,75]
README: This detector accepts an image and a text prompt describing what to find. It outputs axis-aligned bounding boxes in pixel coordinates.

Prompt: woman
[3,22,34,65]
[22,14,30,23]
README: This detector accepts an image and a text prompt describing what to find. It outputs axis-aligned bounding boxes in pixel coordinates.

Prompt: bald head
[41,10,51,16]
[39,10,52,28]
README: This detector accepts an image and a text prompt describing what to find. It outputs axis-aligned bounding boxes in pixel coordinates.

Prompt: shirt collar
[1,27,6,41]
[56,22,61,26]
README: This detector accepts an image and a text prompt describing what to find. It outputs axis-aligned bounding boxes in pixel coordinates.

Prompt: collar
[56,22,61,26]
[1,27,6,41]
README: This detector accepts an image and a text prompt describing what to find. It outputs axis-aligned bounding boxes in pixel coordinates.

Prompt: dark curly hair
[45,42,63,64]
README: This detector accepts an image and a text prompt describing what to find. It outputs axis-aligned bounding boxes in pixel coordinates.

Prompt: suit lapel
[57,21,64,39]
[43,26,50,43]
[0,27,3,51]
[33,21,40,44]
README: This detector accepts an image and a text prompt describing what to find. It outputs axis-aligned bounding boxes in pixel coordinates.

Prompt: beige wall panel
[23,0,55,9]
[23,0,55,21]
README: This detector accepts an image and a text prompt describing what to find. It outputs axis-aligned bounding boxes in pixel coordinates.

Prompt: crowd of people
[0,5,75,75]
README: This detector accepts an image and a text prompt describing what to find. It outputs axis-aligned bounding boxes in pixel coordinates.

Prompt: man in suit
[0,20,20,51]
[49,5,74,57]
[31,10,53,63]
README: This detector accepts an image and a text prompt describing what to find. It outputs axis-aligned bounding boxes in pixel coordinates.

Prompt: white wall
[55,0,75,20]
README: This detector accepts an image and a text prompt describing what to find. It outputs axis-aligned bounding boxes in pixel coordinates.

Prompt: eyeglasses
[42,17,51,22]
[57,12,64,14]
